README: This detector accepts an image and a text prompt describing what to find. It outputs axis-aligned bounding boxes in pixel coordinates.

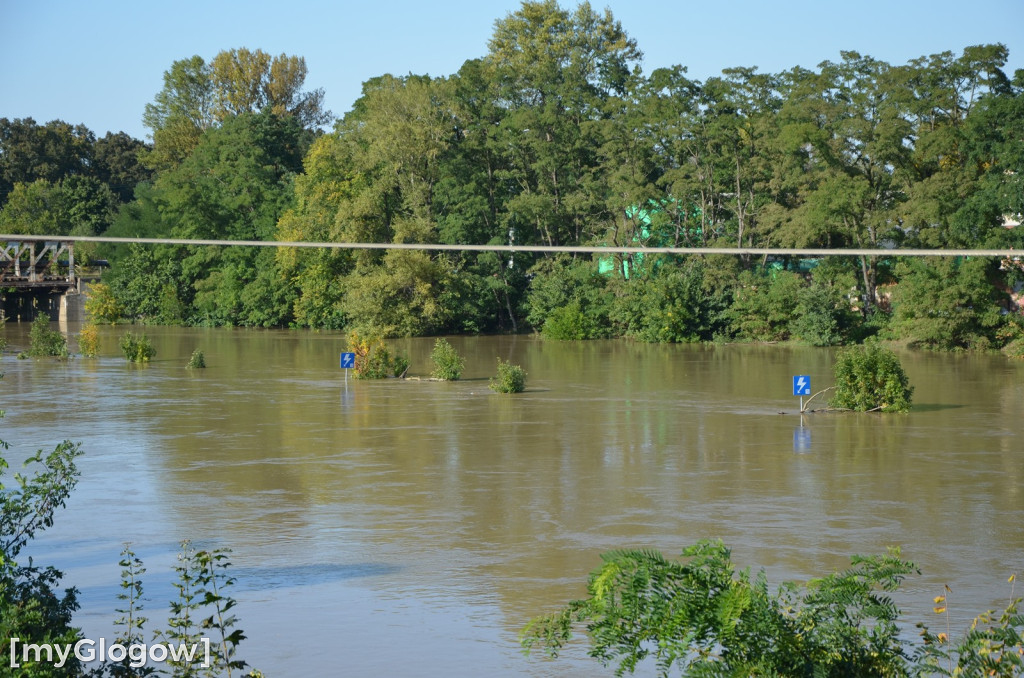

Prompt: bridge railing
[0,240,76,288]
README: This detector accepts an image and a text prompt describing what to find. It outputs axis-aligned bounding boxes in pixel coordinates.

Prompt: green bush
[609,262,718,343]
[889,257,1003,350]
[430,338,465,380]
[119,331,156,363]
[489,358,526,393]
[830,341,913,412]
[391,353,410,378]
[542,300,593,340]
[526,257,613,339]
[791,280,856,347]
[725,269,804,341]
[521,540,1024,678]
[348,331,409,379]
[187,349,206,368]
[84,281,123,324]
[21,316,69,359]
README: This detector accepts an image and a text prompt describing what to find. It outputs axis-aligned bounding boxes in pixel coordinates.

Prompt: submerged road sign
[792,375,811,396]
[340,352,355,369]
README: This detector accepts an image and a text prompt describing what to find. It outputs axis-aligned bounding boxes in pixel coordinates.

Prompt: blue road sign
[793,375,811,396]
[340,352,356,369]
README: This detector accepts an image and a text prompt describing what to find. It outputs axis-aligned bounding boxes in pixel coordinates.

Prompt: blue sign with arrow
[793,375,811,396]
[340,352,355,369]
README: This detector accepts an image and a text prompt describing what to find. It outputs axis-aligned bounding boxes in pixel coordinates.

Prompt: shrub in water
[830,341,913,412]
[78,323,100,358]
[430,338,465,380]
[489,358,526,393]
[187,349,206,368]
[348,331,409,379]
[119,331,155,363]
[22,316,68,358]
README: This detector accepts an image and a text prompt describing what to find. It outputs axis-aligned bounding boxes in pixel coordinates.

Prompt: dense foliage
[489,358,526,393]
[430,338,465,380]
[0,430,84,677]
[119,331,156,363]
[3,4,1023,353]
[522,540,1024,678]
[20,317,68,359]
[348,332,409,379]
[831,341,914,412]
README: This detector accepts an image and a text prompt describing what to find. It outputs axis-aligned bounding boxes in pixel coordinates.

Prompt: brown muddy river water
[2,324,1022,676]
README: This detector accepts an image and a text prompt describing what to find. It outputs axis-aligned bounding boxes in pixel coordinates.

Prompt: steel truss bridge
[0,233,1020,259]
[0,239,76,290]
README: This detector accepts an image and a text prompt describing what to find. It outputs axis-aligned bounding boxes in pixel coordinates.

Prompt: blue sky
[3,0,1022,140]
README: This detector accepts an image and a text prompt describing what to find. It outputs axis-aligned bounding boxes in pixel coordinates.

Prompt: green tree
[430,338,465,380]
[0,175,117,237]
[92,132,154,203]
[0,117,94,206]
[118,111,308,327]
[1,398,84,677]
[0,179,62,235]
[210,48,331,128]
[889,257,1004,350]
[486,0,641,249]
[830,341,914,412]
[522,540,918,677]
[143,49,331,171]
[725,269,804,341]
[773,53,912,315]
[898,45,1011,249]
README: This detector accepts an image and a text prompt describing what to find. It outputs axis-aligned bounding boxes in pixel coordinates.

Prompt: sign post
[792,375,811,412]
[340,352,355,388]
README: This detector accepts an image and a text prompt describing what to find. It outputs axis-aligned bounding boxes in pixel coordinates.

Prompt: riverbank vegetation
[522,540,1023,677]
[2,3,1023,356]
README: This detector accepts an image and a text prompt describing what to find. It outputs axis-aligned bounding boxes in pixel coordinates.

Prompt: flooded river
[2,324,1022,676]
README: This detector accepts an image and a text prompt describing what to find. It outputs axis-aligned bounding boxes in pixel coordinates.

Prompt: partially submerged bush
[187,349,206,368]
[21,315,68,358]
[830,341,913,412]
[78,323,100,357]
[349,331,409,379]
[489,358,526,393]
[430,338,465,380]
[120,331,155,363]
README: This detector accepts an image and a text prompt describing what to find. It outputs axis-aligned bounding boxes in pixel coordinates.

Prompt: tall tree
[0,117,94,205]
[898,44,1011,248]
[142,49,331,171]
[486,0,641,247]
[116,111,308,326]
[773,52,912,314]
[210,48,331,128]
[92,131,154,202]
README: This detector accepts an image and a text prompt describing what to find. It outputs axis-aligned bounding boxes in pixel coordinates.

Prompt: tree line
[2,1,1023,354]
